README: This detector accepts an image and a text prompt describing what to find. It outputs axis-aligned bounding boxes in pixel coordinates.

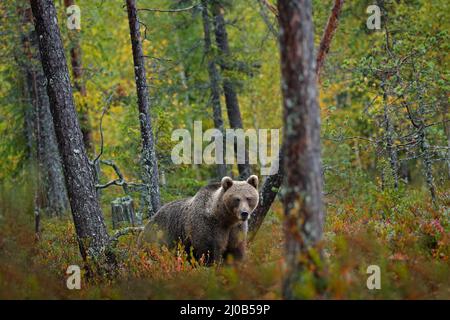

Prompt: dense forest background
[0,0,448,299]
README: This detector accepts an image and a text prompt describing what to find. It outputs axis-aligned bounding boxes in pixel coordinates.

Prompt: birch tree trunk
[125,0,161,215]
[277,0,325,299]
[30,0,112,267]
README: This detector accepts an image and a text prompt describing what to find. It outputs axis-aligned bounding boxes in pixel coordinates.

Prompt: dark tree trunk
[33,68,70,215]
[64,0,93,153]
[211,2,251,179]
[201,0,227,179]
[316,0,345,80]
[22,79,35,160]
[30,0,112,267]
[20,5,69,216]
[125,0,161,215]
[416,91,437,202]
[248,149,284,239]
[278,0,325,299]
[381,77,399,189]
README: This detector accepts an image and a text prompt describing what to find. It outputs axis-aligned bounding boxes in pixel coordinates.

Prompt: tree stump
[111,196,136,229]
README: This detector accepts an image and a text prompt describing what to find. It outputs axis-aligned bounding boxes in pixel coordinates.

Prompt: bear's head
[221,175,259,223]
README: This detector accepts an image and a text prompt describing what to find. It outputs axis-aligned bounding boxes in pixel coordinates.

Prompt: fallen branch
[109,226,144,246]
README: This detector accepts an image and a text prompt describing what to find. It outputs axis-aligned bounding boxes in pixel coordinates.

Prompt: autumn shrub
[1,174,448,299]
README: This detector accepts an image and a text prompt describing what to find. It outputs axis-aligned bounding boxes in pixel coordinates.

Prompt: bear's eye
[234,197,240,203]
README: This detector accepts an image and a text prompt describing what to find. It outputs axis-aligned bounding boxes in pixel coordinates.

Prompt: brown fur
[138,175,259,264]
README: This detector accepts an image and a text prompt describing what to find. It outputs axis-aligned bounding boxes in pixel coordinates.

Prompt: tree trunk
[64,0,93,153]
[34,70,70,215]
[22,78,35,160]
[249,0,342,239]
[248,149,284,239]
[30,0,112,268]
[201,0,227,179]
[416,91,437,202]
[278,0,325,299]
[381,77,399,189]
[20,5,69,216]
[316,0,345,80]
[211,2,251,179]
[125,0,161,216]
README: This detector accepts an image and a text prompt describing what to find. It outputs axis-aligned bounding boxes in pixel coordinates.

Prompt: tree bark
[211,2,251,179]
[125,0,161,215]
[20,5,69,216]
[201,0,227,179]
[278,0,325,299]
[316,0,345,80]
[63,0,93,153]
[30,0,112,267]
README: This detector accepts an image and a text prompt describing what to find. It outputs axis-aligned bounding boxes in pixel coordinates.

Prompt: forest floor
[0,177,449,299]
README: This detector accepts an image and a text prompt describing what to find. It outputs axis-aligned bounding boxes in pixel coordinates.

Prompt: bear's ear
[221,176,233,191]
[246,175,259,189]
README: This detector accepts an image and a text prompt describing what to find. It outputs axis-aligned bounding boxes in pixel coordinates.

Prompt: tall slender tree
[201,0,227,179]
[277,0,325,299]
[211,1,251,179]
[316,0,345,80]
[30,0,112,268]
[125,0,161,215]
[19,4,69,216]
[64,0,93,153]
[249,0,343,238]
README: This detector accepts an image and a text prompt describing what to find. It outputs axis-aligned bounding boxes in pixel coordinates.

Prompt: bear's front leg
[223,222,247,262]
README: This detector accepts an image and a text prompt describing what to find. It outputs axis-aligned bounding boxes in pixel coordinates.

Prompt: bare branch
[257,0,278,17]
[92,90,115,165]
[138,3,199,13]
[96,159,147,193]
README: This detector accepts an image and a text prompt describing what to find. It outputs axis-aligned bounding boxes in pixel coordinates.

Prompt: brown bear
[138,175,259,264]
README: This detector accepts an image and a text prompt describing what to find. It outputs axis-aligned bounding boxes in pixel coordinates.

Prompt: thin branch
[138,3,199,13]
[96,159,146,192]
[257,0,278,17]
[256,0,278,38]
[92,90,115,165]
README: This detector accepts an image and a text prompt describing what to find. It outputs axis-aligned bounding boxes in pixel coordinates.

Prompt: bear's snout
[240,211,249,221]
